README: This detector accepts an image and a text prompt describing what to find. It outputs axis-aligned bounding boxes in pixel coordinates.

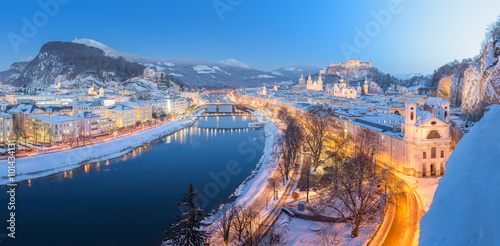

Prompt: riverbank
[202,119,282,243]
[0,119,194,185]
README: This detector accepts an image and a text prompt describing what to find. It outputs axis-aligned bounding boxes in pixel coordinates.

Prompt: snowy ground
[0,120,193,185]
[273,213,380,246]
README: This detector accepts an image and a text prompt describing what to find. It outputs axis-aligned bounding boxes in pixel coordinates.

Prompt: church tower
[339,76,346,88]
[403,101,418,139]
[298,74,305,85]
[99,87,104,97]
[307,74,312,86]
[317,75,323,89]
[438,101,450,123]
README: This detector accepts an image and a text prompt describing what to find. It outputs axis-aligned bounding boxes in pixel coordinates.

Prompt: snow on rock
[419,105,500,246]
[218,59,251,69]
[212,66,231,75]
[461,41,500,116]
[0,120,193,185]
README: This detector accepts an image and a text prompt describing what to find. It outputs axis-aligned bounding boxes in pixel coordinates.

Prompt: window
[431,147,436,158]
[410,112,414,121]
[441,150,444,158]
[427,130,441,139]
[423,151,427,159]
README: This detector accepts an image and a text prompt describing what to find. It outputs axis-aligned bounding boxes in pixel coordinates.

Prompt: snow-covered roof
[106,104,134,110]
[405,100,418,105]
[7,104,42,114]
[71,101,102,107]
[119,101,149,107]
[72,112,101,118]
[29,114,76,122]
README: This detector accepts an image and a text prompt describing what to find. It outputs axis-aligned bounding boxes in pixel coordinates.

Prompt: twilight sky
[1,0,500,74]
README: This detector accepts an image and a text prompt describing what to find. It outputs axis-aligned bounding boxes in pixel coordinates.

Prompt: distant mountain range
[0,38,321,88]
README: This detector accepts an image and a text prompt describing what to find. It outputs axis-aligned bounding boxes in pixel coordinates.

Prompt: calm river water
[1,115,265,246]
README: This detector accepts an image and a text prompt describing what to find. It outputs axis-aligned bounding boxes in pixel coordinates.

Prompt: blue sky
[1,0,500,74]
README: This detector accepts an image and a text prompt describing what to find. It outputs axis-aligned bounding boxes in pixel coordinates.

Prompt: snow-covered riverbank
[0,120,194,185]
[203,120,281,231]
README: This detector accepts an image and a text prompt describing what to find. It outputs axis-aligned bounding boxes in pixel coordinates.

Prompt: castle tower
[363,76,369,95]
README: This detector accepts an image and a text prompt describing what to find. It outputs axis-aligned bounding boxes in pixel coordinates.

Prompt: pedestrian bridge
[205,103,238,113]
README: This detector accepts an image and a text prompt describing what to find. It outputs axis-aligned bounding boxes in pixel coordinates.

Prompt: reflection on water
[27,116,260,185]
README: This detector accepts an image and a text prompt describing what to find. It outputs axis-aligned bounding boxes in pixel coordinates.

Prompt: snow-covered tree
[163,183,209,246]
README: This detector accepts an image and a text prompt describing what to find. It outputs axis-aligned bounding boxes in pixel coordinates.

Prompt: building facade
[118,101,152,123]
[72,112,102,137]
[0,113,13,143]
[105,105,136,128]
[71,101,105,117]
[27,115,78,143]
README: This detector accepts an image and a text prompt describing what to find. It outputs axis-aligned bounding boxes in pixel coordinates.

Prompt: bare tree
[267,176,279,200]
[276,116,303,185]
[352,128,385,162]
[482,14,500,47]
[217,205,236,246]
[321,152,393,238]
[242,202,264,246]
[231,205,256,243]
[298,105,347,172]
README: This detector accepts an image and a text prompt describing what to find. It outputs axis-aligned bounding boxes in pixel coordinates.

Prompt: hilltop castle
[321,59,372,75]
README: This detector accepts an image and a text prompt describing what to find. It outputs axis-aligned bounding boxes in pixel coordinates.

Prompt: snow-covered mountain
[0,60,30,84]
[71,38,317,87]
[269,65,322,79]
[419,105,500,246]
[12,41,145,88]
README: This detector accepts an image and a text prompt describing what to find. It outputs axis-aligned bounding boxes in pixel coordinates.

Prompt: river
[0,115,265,246]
